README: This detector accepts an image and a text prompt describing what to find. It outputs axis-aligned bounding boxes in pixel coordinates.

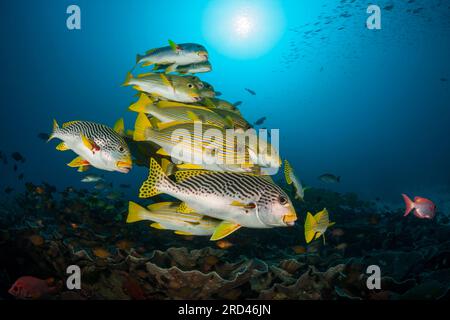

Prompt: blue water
[1,0,449,207]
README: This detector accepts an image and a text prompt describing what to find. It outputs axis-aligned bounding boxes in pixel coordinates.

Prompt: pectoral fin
[67,156,90,168]
[210,221,241,241]
[150,223,166,230]
[77,165,90,173]
[56,142,69,151]
[230,201,256,209]
[81,134,96,151]
[177,202,196,214]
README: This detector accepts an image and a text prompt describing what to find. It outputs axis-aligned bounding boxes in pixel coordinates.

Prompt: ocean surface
[0,0,449,300]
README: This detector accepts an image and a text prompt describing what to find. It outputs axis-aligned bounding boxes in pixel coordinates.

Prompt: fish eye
[279,196,288,205]
[188,83,194,88]
[119,147,125,153]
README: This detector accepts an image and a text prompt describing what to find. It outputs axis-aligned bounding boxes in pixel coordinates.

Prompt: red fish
[402,194,436,219]
[8,276,56,300]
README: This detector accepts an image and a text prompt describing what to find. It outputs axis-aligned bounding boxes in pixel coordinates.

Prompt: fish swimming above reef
[136,40,208,71]
[284,160,307,201]
[318,173,340,183]
[129,95,234,129]
[154,61,212,74]
[81,174,104,183]
[402,194,436,219]
[304,208,335,244]
[138,158,297,240]
[123,72,202,103]
[48,119,132,173]
[254,117,267,126]
[127,201,221,236]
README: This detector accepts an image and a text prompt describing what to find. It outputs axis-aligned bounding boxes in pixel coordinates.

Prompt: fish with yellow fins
[138,158,297,240]
[136,40,208,72]
[123,72,202,103]
[284,160,308,201]
[304,208,335,244]
[153,61,212,75]
[127,201,221,236]
[48,119,132,173]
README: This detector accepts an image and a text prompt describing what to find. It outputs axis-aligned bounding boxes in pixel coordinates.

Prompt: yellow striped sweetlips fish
[127,201,221,236]
[48,119,132,173]
[136,40,208,69]
[139,158,298,240]
[123,72,201,103]
[198,81,216,98]
[153,61,212,75]
[133,114,257,173]
[129,95,234,129]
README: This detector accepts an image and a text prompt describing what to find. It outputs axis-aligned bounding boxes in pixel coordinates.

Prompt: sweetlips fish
[318,173,340,183]
[123,72,202,103]
[198,81,216,98]
[284,160,307,201]
[154,61,212,74]
[136,40,208,71]
[133,113,277,173]
[304,208,335,244]
[203,98,242,115]
[129,95,234,129]
[127,201,221,236]
[48,119,132,173]
[138,158,297,240]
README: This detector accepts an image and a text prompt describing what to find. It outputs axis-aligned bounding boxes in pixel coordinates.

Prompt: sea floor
[0,183,449,300]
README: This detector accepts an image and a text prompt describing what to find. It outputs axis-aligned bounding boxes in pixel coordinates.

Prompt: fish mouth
[116,160,132,173]
[191,95,202,102]
[283,213,297,226]
[198,51,208,59]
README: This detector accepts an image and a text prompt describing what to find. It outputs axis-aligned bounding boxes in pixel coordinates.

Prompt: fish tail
[133,113,152,141]
[136,54,144,64]
[304,212,317,244]
[402,193,414,216]
[122,72,133,87]
[47,119,59,142]
[129,94,154,113]
[139,158,175,198]
[127,201,150,223]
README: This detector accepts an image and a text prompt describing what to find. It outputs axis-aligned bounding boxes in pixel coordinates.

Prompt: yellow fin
[67,156,89,168]
[175,231,193,236]
[48,119,59,142]
[62,121,79,128]
[210,221,241,241]
[174,170,212,183]
[304,212,318,244]
[133,113,152,141]
[139,158,167,198]
[113,118,125,135]
[127,201,150,223]
[147,201,175,211]
[137,72,155,78]
[81,134,95,151]
[159,73,173,89]
[176,163,204,170]
[77,165,90,173]
[165,64,178,73]
[177,202,196,214]
[56,142,69,151]
[161,158,175,176]
[168,39,178,52]
[129,94,153,113]
[186,111,202,122]
[150,223,166,230]
[230,201,255,209]
[284,160,293,185]
[156,148,170,156]
[141,61,153,67]
[155,120,191,130]
[122,72,133,86]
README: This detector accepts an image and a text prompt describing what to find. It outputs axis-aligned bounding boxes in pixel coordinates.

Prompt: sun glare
[234,14,253,37]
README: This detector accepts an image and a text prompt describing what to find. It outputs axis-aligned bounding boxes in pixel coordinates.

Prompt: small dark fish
[37,133,50,141]
[318,173,341,183]
[119,184,131,189]
[4,187,14,194]
[440,77,448,82]
[245,88,256,95]
[233,101,243,107]
[384,4,394,11]
[13,164,18,172]
[253,117,267,126]
[18,173,24,180]
[215,91,222,96]
[11,152,25,163]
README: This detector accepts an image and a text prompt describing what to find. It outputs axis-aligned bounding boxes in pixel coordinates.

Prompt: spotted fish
[48,119,132,173]
[139,158,297,240]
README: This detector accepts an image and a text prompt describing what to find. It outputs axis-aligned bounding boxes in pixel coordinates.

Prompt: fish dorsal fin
[176,163,205,170]
[177,202,196,214]
[62,121,79,128]
[113,118,125,135]
[304,212,318,243]
[129,94,154,113]
[210,221,241,241]
[168,39,179,52]
[175,170,212,183]
[284,160,293,185]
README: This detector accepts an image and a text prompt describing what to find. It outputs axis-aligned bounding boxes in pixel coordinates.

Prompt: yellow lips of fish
[116,159,133,173]
[282,210,297,226]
